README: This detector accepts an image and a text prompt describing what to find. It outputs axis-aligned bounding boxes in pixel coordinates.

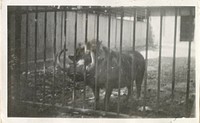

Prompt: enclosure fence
[8,6,195,118]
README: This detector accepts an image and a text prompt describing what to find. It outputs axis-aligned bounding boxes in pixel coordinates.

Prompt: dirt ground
[14,56,195,118]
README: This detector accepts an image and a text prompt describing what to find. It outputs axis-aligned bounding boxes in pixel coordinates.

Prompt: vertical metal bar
[157,9,163,108]
[130,8,136,115]
[14,7,22,114]
[117,10,124,115]
[83,11,88,109]
[62,10,67,106]
[73,11,78,108]
[115,14,117,49]
[8,10,12,116]
[43,7,47,105]
[94,13,100,110]
[94,13,97,40]
[131,8,137,99]
[185,33,192,117]
[105,12,111,112]
[172,8,178,100]
[143,8,149,112]
[25,7,29,101]
[34,7,38,102]
[52,8,57,106]
[60,11,63,49]
[19,11,26,102]
[132,9,136,54]
[185,8,193,117]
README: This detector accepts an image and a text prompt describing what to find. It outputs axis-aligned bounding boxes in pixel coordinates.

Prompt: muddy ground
[9,57,195,118]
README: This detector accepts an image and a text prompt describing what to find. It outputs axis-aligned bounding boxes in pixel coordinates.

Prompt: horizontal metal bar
[9,7,122,17]
[22,101,141,118]
[9,6,195,17]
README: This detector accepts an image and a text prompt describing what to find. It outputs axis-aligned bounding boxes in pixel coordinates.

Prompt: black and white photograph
[1,1,199,122]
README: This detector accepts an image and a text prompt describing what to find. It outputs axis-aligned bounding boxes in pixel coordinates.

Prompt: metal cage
[8,6,195,118]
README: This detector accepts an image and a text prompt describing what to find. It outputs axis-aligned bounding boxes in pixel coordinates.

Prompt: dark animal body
[56,41,145,109]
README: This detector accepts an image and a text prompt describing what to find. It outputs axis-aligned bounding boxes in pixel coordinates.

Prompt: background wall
[149,8,195,58]
[9,11,148,63]
[8,8,195,63]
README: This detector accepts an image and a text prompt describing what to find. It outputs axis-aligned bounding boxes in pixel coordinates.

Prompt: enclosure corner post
[13,7,22,116]
[8,8,12,117]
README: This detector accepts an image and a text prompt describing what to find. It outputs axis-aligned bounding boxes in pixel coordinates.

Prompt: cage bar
[105,11,111,112]
[117,10,124,115]
[115,14,117,49]
[157,9,163,108]
[83,12,88,109]
[73,11,78,108]
[14,7,22,113]
[7,6,196,118]
[132,9,136,55]
[185,8,193,117]
[8,9,12,117]
[52,8,57,106]
[143,9,149,112]
[129,8,137,115]
[60,11,63,49]
[62,10,67,106]
[131,8,137,98]
[171,8,178,100]
[42,8,47,105]
[94,13,100,110]
[24,7,29,101]
[34,7,38,102]
[185,34,192,117]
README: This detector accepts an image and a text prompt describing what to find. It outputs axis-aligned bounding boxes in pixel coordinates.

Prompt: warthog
[56,40,145,109]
